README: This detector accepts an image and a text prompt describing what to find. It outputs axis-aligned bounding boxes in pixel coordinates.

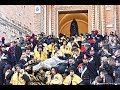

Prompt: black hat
[50,39,55,43]
[82,54,89,59]
[55,45,60,49]
[69,66,76,72]
[15,64,23,69]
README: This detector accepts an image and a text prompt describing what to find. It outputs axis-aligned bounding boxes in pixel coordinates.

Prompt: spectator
[10,64,30,85]
[63,66,83,85]
[100,70,113,84]
[50,67,63,85]
[92,76,102,85]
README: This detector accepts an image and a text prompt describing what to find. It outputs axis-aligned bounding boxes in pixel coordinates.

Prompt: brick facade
[0,5,35,42]
[0,5,120,42]
[43,5,120,36]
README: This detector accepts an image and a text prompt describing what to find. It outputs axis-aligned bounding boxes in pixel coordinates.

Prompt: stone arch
[59,12,88,37]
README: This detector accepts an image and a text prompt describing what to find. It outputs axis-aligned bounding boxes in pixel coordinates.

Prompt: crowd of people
[0,30,120,85]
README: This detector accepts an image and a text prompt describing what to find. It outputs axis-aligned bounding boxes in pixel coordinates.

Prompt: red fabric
[26,35,31,41]
[94,30,98,35]
[90,39,95,44]
[81,46,86,53]
[78,63,83,68]
[1,37,5,40]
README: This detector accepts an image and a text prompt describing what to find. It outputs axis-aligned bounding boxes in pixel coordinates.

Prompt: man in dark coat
[70,19,79,36]
[0,60,8,85]
[79,54,98,85]
[88,47,101,70]
[57,57,78,75]
[0,45,8,85]
[9,41,22,66]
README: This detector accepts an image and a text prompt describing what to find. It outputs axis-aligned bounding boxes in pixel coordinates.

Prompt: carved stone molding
[50,5,93,37]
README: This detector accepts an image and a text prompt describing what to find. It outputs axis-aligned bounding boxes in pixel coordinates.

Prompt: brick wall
[0,5,35,42]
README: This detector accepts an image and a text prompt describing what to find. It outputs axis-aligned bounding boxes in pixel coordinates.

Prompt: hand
[19,69,24,74]
[24,63,28,66]
[12,67,15,71]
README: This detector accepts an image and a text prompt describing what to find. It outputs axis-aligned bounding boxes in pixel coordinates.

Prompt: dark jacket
[86,62,98,80]
[26,55,34,62]
[15,45,22,62]
[81,62,98,79]
[90,54,101,70]
[104,74,113,83]
[1,50,11,64]
[0,61,7,85]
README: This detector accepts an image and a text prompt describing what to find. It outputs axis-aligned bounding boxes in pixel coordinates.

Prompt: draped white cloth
[33,56,66,72]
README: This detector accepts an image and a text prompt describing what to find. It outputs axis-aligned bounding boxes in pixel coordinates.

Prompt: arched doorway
[58,10,88,37]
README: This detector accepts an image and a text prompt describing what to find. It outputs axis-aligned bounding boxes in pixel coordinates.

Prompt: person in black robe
[70,19,79,36]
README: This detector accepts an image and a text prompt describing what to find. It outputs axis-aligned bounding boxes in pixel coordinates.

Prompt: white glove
[12,67,15,71]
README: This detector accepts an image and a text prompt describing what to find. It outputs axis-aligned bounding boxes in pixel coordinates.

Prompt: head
[68,57,75,65]
[54,45,60,51]
[115,50,120,57]
[50,40,55,45]
[4,64,12,72]
[89,47,95,56]
[1,45,6,51]
[27,42,31,47]
[30,38,34,42]
[70,70,75,77]
[95,76,102,83]
[101,56,108,64]
[82,54,89,64]
[75,34,78,38]
[37,46,43,52]
[72,48,79,56]
[100,70,108,78]
[69,37,74,43]
[13,41,18,46]
[107,57,116,66]
[45,71,51,78]
[63,40,67,45]
[15,64,23,73]
[20,52,27,60]
[115,60,120,66]
[51,67,57,75]
[26,48,30,55]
